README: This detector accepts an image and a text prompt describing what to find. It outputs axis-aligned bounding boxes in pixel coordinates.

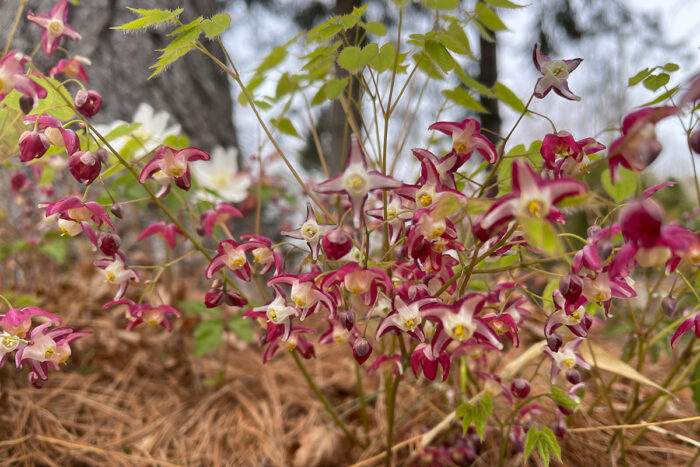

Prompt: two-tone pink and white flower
[0,52,47,106]
[542,337,590,383]
[103,299,181,332]
[205,239,258,281]
[49,56,91,82]
[421,294,503,349]
[138,146,210,198]
[428,119,498,165]
[94,252,140,300]
[316,136,402,228]
[532,43,582,101]
[137,221,186,249]
[281,203,333,261]
[26,0,82,56]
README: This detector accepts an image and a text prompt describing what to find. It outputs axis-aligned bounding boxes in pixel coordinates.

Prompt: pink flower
[18,131,50,162]
[421,294,503,349]
[15,323,89,388]
[473,160,588,241]
[428,119,498,165]
[375,295,439,342]
[26,0,82,56]
[199,203,242,237]
[68,150,106,185]
[541,337,590,383]
[607,106,677,181]
[0,307,61,336]
[0,52,47,106]
[322,262,393,308]
[44,196,114,230]
[281,203,333,261]
[204,286,247,308]
[411,326,451,381]
[240,234,282,275]
[269,273,335,320]
[24,114,80,155]
[532,43,582,101]
[137,221,185,249]
[103,299,181,332]
[74,89,102,118]
[244,293,299,341]
[540,131,605,176]
[139,146,210,198]
[321,229,353,260]
[670,310,700,348]
[49,56,91,82]
[204,239,254,281]
[259,323,315,363]
[316,136,402,228]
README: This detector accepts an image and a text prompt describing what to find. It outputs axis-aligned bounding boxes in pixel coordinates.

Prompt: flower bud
[68,151,102,185]
[75,89,102,118]
[96,147,109,164]
[565,369,581,385]
[510,379,531,399]
[547,333,562,352]
[662,296,678,317]
[97,232,121,256]
[19,95,34,114]
[339,310,355,331]
[352,337,372,365]
[11,173,28,193]
[690,130,700,155]
[321,229,353,260]
[554,412,568,438]
[559,275,583,303]
[204,287,248,308]
[110,204,123,219]
[18,131,50,162]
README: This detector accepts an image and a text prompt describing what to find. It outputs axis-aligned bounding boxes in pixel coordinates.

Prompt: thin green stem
[355,361,369,435]
[2,0,28,57]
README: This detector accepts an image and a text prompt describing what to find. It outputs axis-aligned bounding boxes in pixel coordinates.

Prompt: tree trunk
[2,0,237,150]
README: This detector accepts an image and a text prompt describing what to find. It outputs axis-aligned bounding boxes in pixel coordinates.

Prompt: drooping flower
[421,294,503,349]
[541,337,590,383]
[269,273,335,320]
[199,203,243,237]
[411,325,452,381]
[68,149,106,185]
[540,131,605,176]
[18,131,50,162]
[24,115,80,155]
[532,43,583,101]
[93,252,140,300]
[281,203,334,261]
[192,146,251,203]
[376,295,439,342]
[323,262,393,308]
[103,299,181,332]
[317,135,402,228]
[240,234,282,275]
[204,285,248,308]
[244,292,299,341]
[607,106,677,181]
[26,0,82,56]
[74,89,102,118]
[137,221,186,249]
[473,160,588,241]
[0,307,61,336]
[0,52,47,106]
[49,56,91,82]
[138,146,211,198]
[260,323,315,363]
[428,119,498,165]
[204,239,254,281]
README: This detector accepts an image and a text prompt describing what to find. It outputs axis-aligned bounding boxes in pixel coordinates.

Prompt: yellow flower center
[454,325,466,339]
[294,298,304,308]
[45,347,55,358]
[418,193,433,207]
[569,311,581,323]
[334,335,343,343]
[431,227,444,239]
[106,272,116,282]
[551,64,566,78]
[594,292,606,301]
[348,175,365,190]
[48,20,64,35]
[268,310,278,321]
[2,337,13,347]
[563,358,575,368]
[171,167,183,177]
[387,209,396,219]
[454,142,467,153]
[404,318,415,330]
[528,200,543,217]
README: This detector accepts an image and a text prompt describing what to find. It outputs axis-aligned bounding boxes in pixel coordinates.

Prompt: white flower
[93,103,181,155]
[191,146,251,203]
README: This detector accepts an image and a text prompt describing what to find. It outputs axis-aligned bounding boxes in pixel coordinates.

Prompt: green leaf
[447,20,472,56]
[275,73,297,99]
[194,319,224,356]
[541,278,560,307]
[520,217,561,256]
[662,62,680,72]
[363,21,387,36]
[485,0,525,7]
[539,426,562,462]
[639,85,679,107]
[557,192,592,208]
[537,439,551,467]
[473,405,488,438]
[256,44,289,75]
[103,122,142,141]
[179,300,216,316]
[601,167,636,203]
[524,426,539,461]
[169,17,202,36]
[201,13,231,38]
[443,87,487,112]
[475,3,508,31]
[420,0,459,9]
[643,73,670,92]
[272,117,300,137]
[337,43,378,72]
[339,13,359,29]
[550,385,578,412]
[425,40,455,72]
[39,241,68,263]
[628,68,652,87]
[435,31,470,56]
[149,24,201,78]
[454,68,493,96]
[369,43,395,72]
[113,8,183,30]
[493,82,526,112]
[691,359,700,413]
[481,392,493,415]
[228,315,254,342]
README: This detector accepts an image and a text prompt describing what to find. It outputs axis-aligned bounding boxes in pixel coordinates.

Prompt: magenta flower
[199,203,243,237]
[240,234,282,275]
[15,323,89,388]
[421,294,503,349]
[74,89,102,118]
[281,203,334,261]
[321,229,353,260]
[572,224,620,274]
[269,273,335,320]
[411,326,452,381]
[670,310,700,348]
[398,156,466,211]
[0,307,61,337]
[44,196,114,229]
[544,291,592,339]
[376,295,439,342]
[367,354,403,375]
[316,135,402,228]
[18,131,50,162]
[473,160,588,241]
[540,131,605,176]
[607,106,677,181]
[24,114,80,155]
[137,221,185,249]
[260,323,315,363]
[103,299,181,332]
[0,52,47,106]
[541,337,590,383]
[532,43,582,101]
[428,119,498,164]
[139,146,210,198]
[205,239,254,281]
[93,252,140,300]
[322,262,393,308]
[366,195,412,245]
[245,292,299,341]
[204,286,247,308]
[49,56,91,82]
[26,0,82,56]
[68,150,106,185]
[352,337,373,365]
